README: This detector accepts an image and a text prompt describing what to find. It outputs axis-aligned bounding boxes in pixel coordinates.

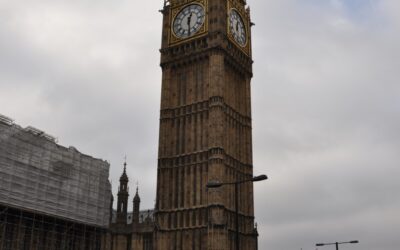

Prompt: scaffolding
[0,204,109,250]
[0,117,112,229]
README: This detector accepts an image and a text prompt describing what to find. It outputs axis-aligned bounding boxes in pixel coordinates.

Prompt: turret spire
[134,185,140,202]
[116,160,129,224]
[132,182,141,225]
[120,157,128,182]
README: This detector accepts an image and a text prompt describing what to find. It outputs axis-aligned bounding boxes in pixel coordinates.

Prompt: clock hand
[187,13,193,35]
[236,21,239,32]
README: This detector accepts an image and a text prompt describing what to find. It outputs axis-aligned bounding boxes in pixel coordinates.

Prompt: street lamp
[316,240,359,250]
[206,174,268,250]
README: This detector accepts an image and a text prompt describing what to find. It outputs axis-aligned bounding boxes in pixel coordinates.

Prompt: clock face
[173,4,205,39]
[229,9,247,46]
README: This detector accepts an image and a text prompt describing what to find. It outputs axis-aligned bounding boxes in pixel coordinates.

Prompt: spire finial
[123,155,127,173]
[120,156,129,182]
[133,181,141,202]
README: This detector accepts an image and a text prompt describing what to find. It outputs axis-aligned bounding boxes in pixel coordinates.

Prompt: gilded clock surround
[228,8,247,47]
[172,4,205,38]
[169,0,209,45]
[227,0,251,55]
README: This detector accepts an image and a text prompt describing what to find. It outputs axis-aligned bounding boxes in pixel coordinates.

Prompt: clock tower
[155,0,257,249]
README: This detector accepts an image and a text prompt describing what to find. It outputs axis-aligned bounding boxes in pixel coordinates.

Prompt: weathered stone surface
[155,0,258,249]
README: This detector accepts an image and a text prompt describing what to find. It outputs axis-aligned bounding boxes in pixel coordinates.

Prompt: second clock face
[173,4,205,39]
[229,9,246,46]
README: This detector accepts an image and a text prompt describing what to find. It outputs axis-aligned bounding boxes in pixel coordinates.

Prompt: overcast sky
[1,0,399,249]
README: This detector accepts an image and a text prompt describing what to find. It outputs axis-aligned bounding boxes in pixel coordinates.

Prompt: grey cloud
[250,0,400,249]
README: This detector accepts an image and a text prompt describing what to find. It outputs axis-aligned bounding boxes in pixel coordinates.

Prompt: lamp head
[252,175,268,182]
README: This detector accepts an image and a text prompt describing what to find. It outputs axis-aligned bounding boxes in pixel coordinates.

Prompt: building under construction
[0,114,112,249]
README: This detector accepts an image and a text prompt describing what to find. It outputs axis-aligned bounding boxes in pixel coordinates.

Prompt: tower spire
[132,181,141,225]
[134,184,140,202]
[117,160,129,224]
[120,156,128,182]
[123,155,127,173]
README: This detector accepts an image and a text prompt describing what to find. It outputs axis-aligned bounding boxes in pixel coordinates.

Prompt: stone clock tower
[155,0,257,249]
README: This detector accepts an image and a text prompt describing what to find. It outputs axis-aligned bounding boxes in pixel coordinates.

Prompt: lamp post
[206,174,268,250]
[316,240,359,250]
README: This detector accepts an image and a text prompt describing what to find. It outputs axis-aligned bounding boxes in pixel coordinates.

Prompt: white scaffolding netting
[0,121,112,227]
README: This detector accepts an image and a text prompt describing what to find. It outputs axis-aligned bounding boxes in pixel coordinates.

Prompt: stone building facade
[0,114,156,250]
[154,0,258,249]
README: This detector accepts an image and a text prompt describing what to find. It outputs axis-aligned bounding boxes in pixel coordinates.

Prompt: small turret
[133,187,141,203]
[132,186,141,225]
[116,161,129,224]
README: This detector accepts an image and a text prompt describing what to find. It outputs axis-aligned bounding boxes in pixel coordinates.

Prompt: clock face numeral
[173,4,205,39]
[229,9,246,46]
